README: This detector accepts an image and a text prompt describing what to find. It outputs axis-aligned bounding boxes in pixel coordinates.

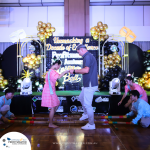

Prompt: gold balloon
[105,65,109,69]
[112,56,116,61]
[38,21,43,26]
[42,23,46,28]
[0,80,2,84]
[45,27,50,32]
[50,27,55,32]
[47,32,53,36]
[108,54,113,59]
[28,64,33,69]
[31,53,36,59]
[40,34,45,40]
[115,60,120,64]
[95,26,100,32]
[3,79,8,85]
[143,73,148,79]
[95,31,99,35]
[39,28,45,33]
[104,61,107,65]
[116,55,121,61]
[93,34,99,40]
[45,35,49,39]
[35,60,40,65]
[104,55,107,61]
[104,34,109,40]
[100,36,104,41]
[0,69,2,73]
[118,64,122,68]
[24,63,28,67]
[138,82,143,87]
[47,22,51,27]
[90,27,96,34]
[35,64,40,68]
[99,25,104,31]
[147,72,150,77]
[0,73,2,76]
[22,57,27,63]
[103,24,108,30]
[109,65,113,68]
[0,76,4,80]
[37,26,40,31]
[113,63,116,67]
[29,59,34,65]
[147,50,150,53]
[1,85,5,89]
[37,55,41,60]
[97,21,103,27]
[100,30,106,35]
[113,51,118,55]
[98,75,100,80]
[108,60,113,65]
[27,54,30,57]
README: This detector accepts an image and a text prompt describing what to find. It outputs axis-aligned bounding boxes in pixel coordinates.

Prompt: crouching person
[0,88,15,124]
[126,90,150,128]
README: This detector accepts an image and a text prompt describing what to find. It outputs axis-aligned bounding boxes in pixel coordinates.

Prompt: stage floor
[0,114,150,150]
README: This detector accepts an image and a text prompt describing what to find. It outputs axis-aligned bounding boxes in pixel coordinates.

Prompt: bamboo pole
[12,115,130,120]
[7,120,134,125]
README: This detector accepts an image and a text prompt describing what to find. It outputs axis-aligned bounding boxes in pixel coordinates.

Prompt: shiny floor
[0,114,150,150]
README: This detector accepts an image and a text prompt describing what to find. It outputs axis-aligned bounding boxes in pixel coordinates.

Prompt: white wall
[0,6,64,42]
[0,5,150,42]
[90,6,150,41]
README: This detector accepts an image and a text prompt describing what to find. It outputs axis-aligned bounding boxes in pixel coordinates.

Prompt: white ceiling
[0,0,150,6]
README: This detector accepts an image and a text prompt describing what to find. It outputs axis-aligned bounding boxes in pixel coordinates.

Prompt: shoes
[79,114,88,121]
[81,123,96,130]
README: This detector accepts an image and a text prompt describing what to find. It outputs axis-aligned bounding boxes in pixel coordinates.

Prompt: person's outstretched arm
[118,92,127,106]
[58,70,69,79]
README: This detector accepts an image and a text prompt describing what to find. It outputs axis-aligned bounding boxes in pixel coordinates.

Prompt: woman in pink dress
[41,58,69,128]
[118,74,148,110]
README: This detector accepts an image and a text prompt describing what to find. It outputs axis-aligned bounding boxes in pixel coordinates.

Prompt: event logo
[70,105,78,113]
[0,132,31,150]
[95,97,109,103]
[71,96,79,102]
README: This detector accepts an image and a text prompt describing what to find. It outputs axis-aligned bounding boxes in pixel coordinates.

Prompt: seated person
[0,88,15,124]
[126,90,150,128]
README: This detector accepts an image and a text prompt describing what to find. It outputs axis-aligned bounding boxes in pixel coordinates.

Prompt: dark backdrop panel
[1,44,17,78]
[129,43,144,77]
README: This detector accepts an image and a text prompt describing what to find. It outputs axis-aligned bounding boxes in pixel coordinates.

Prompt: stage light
[109,78,121,95]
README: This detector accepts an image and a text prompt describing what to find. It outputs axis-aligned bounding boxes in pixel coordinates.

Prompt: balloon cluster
[137,50,150,90]
[0,69,8,89]
[22,53,42,70]
[37,21,55,42]
[90,21,109,41]
[137,72,150,90]
[104,51,122,69]
[98,65,126,91]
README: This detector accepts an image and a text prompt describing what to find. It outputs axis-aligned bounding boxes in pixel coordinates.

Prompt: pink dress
[125,83,148,103]
[41,69,60,107]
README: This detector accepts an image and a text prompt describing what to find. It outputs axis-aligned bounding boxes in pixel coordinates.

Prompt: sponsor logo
[71,96,79,102]
[70,105,78,113]
[95,96,109,103]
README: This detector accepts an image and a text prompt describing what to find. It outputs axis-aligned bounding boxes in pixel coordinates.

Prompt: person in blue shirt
[126,90,150,127]
[0,88,15,124]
